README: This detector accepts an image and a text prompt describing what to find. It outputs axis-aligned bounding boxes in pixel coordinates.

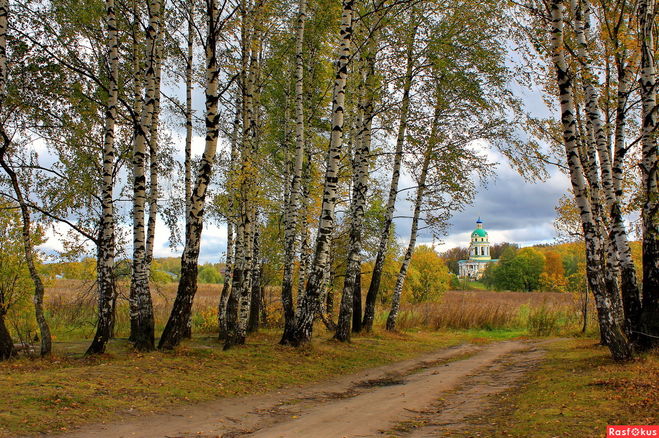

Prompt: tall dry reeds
[378,290,583,334]
[29,281,592,341]
[37,280,270,339]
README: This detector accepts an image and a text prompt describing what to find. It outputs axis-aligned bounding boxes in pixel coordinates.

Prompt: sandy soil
[57,340,548,438]
[385,343,547,437]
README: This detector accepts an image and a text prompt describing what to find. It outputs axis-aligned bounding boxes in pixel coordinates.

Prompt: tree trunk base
[0,316,16,361]
[385,312,396,332]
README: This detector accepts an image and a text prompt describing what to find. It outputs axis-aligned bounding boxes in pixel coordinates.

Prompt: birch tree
[159,0,225,350]
[0,0,51,357]
[280,0,307,345]
[87,0,120,355]
[601,0,643,344]
[335,27,378,341]
[218,96,240,340]
[546,0,632,361]
[386,143,431,331]
[282,0,355,346]
[0,202,29,360]
[130,0,162,351]
[145,33,163,273]
[7,0,136,356]
[362,14,417,332]
[0,151,52,357]
[568,0,641,343]
[224,0,260,349]
[185,2,194,221]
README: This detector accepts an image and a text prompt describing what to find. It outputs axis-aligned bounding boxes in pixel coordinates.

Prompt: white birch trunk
[218,221,234,339]
[548,0,632,361]
[218,98,240,340]
[610,62,643,341]
[145,32,163,270]
[581,112,625,325]
[130,0,161,351]
[236,207,256,342]
[185,4,193,219]
[225,0,259,348]
[285,0,355,346]
[158,0,221,349]
[248,223,261,333]
[295,145,314,302]
[87,0,119,355]
[280,0,307,345]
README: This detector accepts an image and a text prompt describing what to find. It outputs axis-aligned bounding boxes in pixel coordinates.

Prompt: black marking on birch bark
[286,0,354,346]
[549,0,632,361]
[159,0,220,350]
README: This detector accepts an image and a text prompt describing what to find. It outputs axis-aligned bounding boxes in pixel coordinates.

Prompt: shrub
[527,305,560,336]
[488,247,546,292]
[151,269,175,284]
[403,246,450,304]
[197,264,223,284]
[192,308,219,333]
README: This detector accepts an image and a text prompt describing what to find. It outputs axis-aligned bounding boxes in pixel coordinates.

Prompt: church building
[458,218,498,279]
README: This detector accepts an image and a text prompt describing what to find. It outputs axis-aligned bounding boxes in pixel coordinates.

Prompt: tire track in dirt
[245,340,543,438]
[55,340,548,438]
[386,345,546,437]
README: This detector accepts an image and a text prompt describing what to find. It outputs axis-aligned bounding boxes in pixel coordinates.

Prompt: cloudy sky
[38,45,570,263]
[137,158,570,265]
[395,79,569,254]
[148,137,570,263]
[39,107,571,264]
[419,154,570,254]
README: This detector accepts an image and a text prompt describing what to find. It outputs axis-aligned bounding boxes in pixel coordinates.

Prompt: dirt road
[58,340,547,438]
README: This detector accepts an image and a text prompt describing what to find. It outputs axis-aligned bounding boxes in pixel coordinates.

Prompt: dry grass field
[23,279,589,347]
[392,290,580,334]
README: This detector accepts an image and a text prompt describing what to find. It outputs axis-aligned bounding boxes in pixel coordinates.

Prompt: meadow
[15,280,589,350]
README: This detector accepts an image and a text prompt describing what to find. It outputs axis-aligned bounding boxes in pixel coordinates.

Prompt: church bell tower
[469,218,491,260]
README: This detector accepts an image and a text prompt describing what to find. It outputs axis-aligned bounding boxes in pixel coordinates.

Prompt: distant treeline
[39,258,226,285]
[440,241,643,293]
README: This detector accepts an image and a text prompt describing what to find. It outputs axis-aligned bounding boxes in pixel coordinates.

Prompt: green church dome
[472,228,487,237]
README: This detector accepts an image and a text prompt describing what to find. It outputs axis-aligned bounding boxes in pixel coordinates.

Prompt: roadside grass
[473,339,658,437]
[0,328,511,437]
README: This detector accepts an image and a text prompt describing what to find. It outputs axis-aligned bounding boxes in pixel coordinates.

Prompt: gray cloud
[393,151,570,251]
